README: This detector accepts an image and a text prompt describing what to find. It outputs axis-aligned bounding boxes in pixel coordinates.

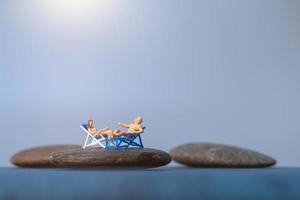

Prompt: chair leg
[83,135,89,148]
[138,134,144,148]
[105,138,108,148]
[96,138,105,148]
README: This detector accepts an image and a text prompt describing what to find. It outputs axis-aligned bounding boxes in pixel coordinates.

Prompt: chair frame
[80,124,106,148]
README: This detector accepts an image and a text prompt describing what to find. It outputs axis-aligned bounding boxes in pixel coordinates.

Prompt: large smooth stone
[11,145,81,167]
[51,148,171,168]
[170,143,276,167]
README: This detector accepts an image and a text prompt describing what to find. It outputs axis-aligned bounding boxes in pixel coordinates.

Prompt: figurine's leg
[108,132,114,138]
[105,131,115,145]
[113,129,125,136]
[100,130,114,138]
[94,127,110,136]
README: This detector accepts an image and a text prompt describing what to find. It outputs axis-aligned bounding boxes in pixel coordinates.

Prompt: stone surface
[51,147,171,168]
[11,145,81,167]
[170,143,276,167]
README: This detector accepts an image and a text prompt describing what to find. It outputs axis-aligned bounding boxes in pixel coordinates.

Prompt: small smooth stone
[11,145,81,167]
[170,143,276,167]
[51,148,171,168]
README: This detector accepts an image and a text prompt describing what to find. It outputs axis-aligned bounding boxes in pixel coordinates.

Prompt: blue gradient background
[0,0,299,167]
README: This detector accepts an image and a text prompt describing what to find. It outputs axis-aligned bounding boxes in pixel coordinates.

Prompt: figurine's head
[87,119,94,128]
[134,116,142,124]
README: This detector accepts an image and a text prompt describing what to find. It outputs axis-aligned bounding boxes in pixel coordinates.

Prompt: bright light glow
[21,0,123,33]
[40,0,116,27]
[16,0,128,48]
[42,0,107,22]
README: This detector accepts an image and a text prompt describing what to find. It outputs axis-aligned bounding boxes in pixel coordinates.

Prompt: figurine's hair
[87,119,93,128]
[134,116,142,124]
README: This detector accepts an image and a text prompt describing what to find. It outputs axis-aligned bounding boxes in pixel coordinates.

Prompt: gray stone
[170,143,276,167]
[51,147,171,168]
[11,145,81,167]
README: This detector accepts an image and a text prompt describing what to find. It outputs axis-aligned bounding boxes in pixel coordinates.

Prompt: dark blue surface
[0,167,299,200]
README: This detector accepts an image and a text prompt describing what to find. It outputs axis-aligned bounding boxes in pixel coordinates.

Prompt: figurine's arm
[118,122,130,128]
[135,125,144,133]
[87,127,96,135]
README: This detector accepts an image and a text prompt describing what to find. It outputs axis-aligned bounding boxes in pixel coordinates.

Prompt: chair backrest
[81,124,88,130]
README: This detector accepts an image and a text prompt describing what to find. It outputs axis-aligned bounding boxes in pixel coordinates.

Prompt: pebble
[11,145,171,168]
[170,143,276,167]
[51,147,171,168]
[11,145,81,167]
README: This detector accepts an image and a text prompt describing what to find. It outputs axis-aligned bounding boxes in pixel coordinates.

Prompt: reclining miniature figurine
[87,119,112,138]
[93,116,144,138]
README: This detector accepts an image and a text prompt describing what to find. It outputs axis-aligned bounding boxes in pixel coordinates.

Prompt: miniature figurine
[80,116,146,149]
[87,119,112,138]
[96,116,144,137]
[117,116,144,135]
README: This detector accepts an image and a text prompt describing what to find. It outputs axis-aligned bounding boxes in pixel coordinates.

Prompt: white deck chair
[80,124,106,148]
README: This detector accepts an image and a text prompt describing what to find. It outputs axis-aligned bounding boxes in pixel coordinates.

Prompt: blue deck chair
[80,124,106,148]
[104,127,145,149]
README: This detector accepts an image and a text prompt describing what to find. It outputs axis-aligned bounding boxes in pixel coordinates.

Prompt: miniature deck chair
[80,124,106,148]
[104,127,146,149]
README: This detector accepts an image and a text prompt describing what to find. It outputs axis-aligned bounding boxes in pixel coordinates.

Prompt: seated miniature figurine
[87,119,112,138]
[98,116,144,137]
[116,116,144,135]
